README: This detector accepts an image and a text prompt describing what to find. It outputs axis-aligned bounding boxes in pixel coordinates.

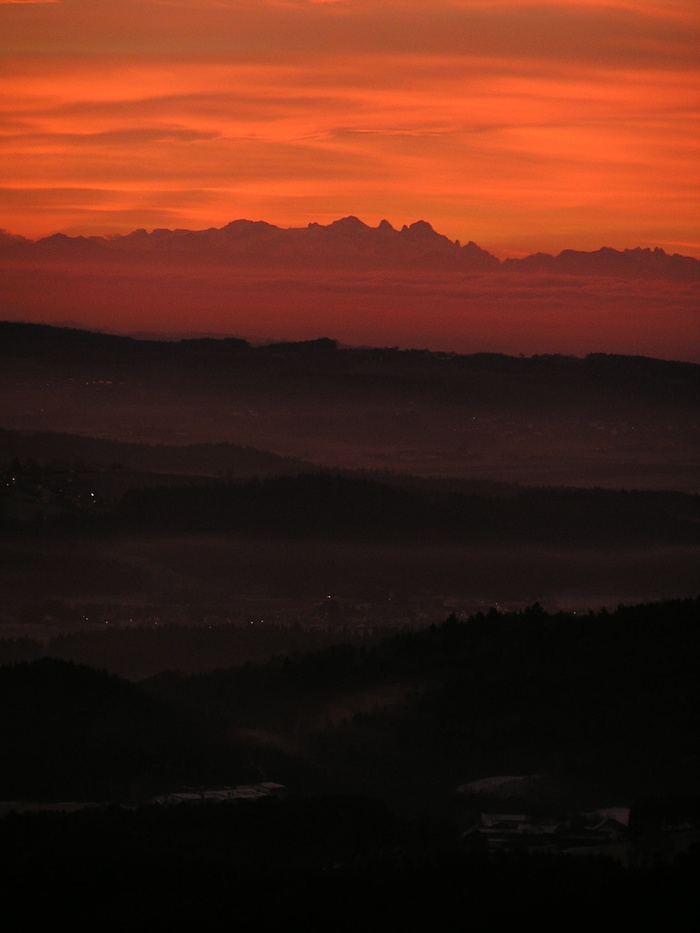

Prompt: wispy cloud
[0,0,697,254]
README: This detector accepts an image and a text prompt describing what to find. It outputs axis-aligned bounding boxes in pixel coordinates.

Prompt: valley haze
[1,324,697,627]
[1,2,698,923]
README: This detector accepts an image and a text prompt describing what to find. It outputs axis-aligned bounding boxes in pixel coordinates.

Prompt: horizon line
[2,318,697,368]
[3,215,699,263]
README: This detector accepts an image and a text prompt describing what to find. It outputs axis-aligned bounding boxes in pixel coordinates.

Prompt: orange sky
[1,0,699,258]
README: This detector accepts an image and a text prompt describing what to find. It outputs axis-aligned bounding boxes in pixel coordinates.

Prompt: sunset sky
[2,0,699,258]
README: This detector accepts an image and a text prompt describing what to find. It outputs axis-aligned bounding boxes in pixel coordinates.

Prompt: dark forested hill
[107,473,699,546]
[2,598,697,809]
[1,322,697,489]
[3,465,697,546]
[0,428,309,478]
[143,597,700,809]
[0,657,242,800]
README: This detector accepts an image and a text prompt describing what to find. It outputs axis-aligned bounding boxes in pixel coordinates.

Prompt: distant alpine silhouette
[1,218,697,278]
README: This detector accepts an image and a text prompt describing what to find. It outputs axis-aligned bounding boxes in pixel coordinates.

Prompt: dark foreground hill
[143,597,700,811]
[0,658,244,800]
[0,600,696,932]
[1,598,697,811]
[2,795,693,931]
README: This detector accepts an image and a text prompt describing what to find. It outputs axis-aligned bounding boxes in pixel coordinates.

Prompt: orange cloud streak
[0,0,698,257]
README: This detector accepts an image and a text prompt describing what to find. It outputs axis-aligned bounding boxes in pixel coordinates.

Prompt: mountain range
[1,217,698,279]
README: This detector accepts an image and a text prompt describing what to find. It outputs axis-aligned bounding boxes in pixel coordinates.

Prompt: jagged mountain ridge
[1,217,697,278]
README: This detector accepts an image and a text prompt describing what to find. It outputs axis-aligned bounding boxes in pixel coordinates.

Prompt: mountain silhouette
[1,218,696,278]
